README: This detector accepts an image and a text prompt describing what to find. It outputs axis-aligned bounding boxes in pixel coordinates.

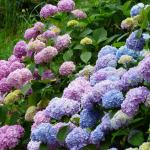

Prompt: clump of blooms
[54,34,71,51]
[63,77,92,102]
[13,41,27,58]
[41,69,54,80]
[25,106,37,122]
[28,39,46,52]
[45,97,80,120]
[118,55,133,65]
[102,90,124,109]
[65,127,90,149]
[40,4,58,18]
[10,61,25,72]
[121,18,136,30]
[0,78,12,94]
[80,109,100,128]
[57,0,75,12]
[121,87,150,117]
[94,54,117,72]
[80,37,93,45]
[34,22,45,33]
[0,125,24,150]
[27,140,41,150]
[139,142,150,150]
[71,9,87,19]
[98,45,117,58]
[130,3,144,17]
[59,61,76,76]
[67,20,79,27]
[34,46,58,64]
[24,27,38,40]
[138,55,150,82]
[126,30,145,51]
[110,110,132,129]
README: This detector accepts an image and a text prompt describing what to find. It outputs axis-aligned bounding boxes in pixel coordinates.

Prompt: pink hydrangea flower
[71,9,87,19]
[58,0,75,12]
[24,27,39,40]
[59,61,76,76]
[34,22,45,33]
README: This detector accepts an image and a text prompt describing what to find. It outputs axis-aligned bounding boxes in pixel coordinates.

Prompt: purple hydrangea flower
[31,123,57,144]
[0,125,24,150]
[90,67,118,86]
[8,55,21,64]
[116,45,139,59]
[43,30,57,39]
[34,46,58,64]
[102,90,124,109]
[66,127,90,149]
[27,140,41,150]
[0,65,10,80]
[34,22,45,33]
[139,55,150,82]
[54,34,71,52]
[45,97,80,120]
[24,27,39,40]
[71,9,87,19]
[59,61,76,76]
[121,67,143,89]
[13,41,27,58]
[58,0,75,12]
[10,61,25,72]
[121,86,150,117]
[98,45,117,58]
[94,54,117,72]
[126,30,145,51]
[80,109,100,128]
[41,70,54,80]
[130,3,144,17]
[40,4,58,18]
[63,77,92,102]
[0,78,12,93]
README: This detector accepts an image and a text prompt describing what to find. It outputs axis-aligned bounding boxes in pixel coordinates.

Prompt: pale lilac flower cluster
[65,127,90,149]
[0,78,12,94]
[40,4,58,18]
[71,9,87,19]
[63,77,92,102]
[13,41,27,58]
[0,125,24,150]
[59,61,76,76]
[54,34,71,52]
[10,61,25,72]
[94,54,117,72]
[27,140,41,150]
[130,3,144,17]
[34,22,45,33]
[34,46,58,64]
[121,87,150,117]
[24,28,39,40]
[41,70,54,80]
[45,97,80,120]
[58,0,75,12]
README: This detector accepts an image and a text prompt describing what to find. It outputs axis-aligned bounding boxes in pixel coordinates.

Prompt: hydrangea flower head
[98,45,117,58]
[24,27,38,40]
[45,97,80,120]
[13,41,27,58]
[71,9,87,19]
[102,90,124,109]
[67,20,79,27]
[27,140,41,150]
[59,61,76,76]
[80,37,93,45]
[34,22,45,33]
[65,127,90,149]
[40,4,58,18]
[126,30,145,51]
[118,55,133,64]
[130,3,144,17]
[58,0,75,12]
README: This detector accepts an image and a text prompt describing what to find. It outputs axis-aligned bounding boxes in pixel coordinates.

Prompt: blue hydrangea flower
[102,90,124,109]
[116,45,139,59]
[31,123,57,144]
[80,109,100,128]
[130,3,144,17]
[94,54,117,72]
[126,31,145,51]
[98,45,117,58]
[108,148,118,150]
[65,127,90,149]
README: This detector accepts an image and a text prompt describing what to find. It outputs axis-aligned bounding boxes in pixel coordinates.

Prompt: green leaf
[80,28,93,37]
[93,28,107,44]
[73,44,84,50]
[40,144,47,150]
[38,66,44,76]
[128,130,144,146]
[83,144,96,150]
[0,106,7,123]
[121,1,131,16]
[80,51,92,63]
[57,126,70,142]
[63,50,73,61]
[21,83,31,95]
[31,80,46,92]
